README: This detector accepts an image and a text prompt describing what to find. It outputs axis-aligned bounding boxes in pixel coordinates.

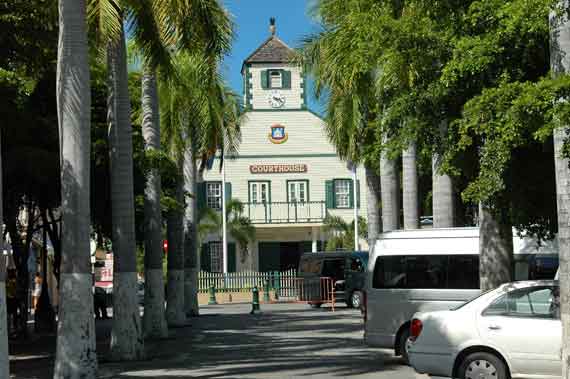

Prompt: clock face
[268,90,285,108]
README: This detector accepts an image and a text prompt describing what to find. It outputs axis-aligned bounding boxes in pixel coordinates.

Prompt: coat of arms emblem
[268,124,288,144]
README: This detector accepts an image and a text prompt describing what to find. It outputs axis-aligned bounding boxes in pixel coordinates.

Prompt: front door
[478,286,561,378]
[249,181,270,222]
[288,181,308,222]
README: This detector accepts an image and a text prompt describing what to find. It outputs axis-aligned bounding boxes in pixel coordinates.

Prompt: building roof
[243,35,295,65]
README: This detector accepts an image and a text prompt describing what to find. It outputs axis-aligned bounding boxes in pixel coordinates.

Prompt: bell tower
[241,18,306,111]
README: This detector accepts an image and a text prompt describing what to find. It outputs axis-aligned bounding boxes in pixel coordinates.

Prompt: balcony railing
[245,201,326,224]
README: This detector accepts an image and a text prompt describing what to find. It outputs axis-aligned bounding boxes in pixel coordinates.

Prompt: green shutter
[225,182,232,203]
[228,243,236,272]
[325,180,334,209]
[357,180,361,208]
[261,70,268,89]
[197,182,206,211]
[200,243,210,272]
[282,70,291,89]
[349,179,355,208]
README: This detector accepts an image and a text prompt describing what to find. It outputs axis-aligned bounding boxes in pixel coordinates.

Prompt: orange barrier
[284,277,337,312]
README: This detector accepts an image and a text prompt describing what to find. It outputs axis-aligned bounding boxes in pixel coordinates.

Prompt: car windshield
[452,289,493,310]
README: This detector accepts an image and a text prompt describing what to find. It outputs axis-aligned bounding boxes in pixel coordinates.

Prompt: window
[270,70,282,88]
[372,255,480,290]
[209,241,223,273]
[206,182,222,210]
[483,286,560,319]
[288,181,308,203]
[249,182,269,204]
[334,179,351,208]
[322,259,345,280]
[350,257,365,272]
[448,255,480,289]
[300,258,323,275]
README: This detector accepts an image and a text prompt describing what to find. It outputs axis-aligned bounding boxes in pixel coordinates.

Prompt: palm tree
[402,142,419,229]
[432,122,455,228]
[139,0,232,332]
[549,3,570,377]
[301,31,381,243]
[54,0,97,376]
[0,137,8,378]
[380,147,400,232]
[89,0,171,356]
[364,165,381,244]
[160,50,238,318]
[165,158,185,326]
[198,199,256,264]
[322,215,367,251]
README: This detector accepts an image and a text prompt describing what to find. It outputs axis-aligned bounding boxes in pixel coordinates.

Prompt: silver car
[408,280,561,379]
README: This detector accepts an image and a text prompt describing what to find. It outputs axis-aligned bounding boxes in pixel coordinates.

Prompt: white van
[363,227,558,361]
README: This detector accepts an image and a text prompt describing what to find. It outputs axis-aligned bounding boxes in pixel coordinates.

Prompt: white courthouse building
[198,23,368,272]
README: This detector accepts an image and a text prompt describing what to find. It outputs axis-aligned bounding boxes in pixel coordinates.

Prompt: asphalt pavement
[97,302,429,379]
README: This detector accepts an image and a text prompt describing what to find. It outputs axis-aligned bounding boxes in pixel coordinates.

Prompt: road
[99,302,429,379]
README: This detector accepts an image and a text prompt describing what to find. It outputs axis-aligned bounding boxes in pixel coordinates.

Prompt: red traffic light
[163,240,168,252]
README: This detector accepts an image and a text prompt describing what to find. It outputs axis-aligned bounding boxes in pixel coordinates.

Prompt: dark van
[298,251,368,308]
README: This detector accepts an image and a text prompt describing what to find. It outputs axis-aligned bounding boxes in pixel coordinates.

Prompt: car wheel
[349,291,363,309]
[309,302,322,309]
[398,328,411,364]
[458,352,507,379]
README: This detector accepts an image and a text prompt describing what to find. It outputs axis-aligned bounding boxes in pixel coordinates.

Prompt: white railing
[198,269,297,297]
[245,201,326,224]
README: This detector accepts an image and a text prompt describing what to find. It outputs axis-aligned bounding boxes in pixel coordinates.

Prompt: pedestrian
[32,272,42,311]
[6,269,18,335]
[93,286,109,319]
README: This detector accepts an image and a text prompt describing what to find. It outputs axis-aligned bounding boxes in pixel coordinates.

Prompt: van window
[350,257,365,272]
[300,258,322,274]
[322,259,345,280]
[372,255,479,289]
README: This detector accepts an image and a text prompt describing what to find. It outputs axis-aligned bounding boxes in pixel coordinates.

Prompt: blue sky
[221,0,324,112]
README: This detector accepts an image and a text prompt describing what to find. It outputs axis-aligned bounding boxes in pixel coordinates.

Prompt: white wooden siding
[249,63,304,110]
[236,111,337,155]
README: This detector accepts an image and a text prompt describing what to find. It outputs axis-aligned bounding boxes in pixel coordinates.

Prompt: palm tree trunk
[183,142,199,317]
[365,164,381,245]
[432,121,454,228]
[166,162,185,326]
[54,0,97,376]
[107,26,145,358]
[0,135,8,379]
[549,4,570,377]
[478,203,513,291]
[402,143,419,229]
[141,67,168,338]
[380,151,400,232]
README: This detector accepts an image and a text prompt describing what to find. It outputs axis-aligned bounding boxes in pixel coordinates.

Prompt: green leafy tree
[322,215,367,251]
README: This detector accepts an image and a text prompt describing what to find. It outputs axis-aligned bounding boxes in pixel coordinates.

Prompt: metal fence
[197,269,298,296]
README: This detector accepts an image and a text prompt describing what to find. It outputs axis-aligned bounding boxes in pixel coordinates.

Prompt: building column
[311,227,318,252]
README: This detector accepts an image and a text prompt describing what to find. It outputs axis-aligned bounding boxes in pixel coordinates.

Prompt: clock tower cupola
[242,18,306,111]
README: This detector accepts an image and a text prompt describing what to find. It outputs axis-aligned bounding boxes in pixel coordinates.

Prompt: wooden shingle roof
[244,35,295,64]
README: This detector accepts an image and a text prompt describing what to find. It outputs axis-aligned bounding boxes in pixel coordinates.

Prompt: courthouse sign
[250,163,307,174]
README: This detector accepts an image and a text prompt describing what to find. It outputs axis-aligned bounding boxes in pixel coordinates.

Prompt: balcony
[245,201,326,225]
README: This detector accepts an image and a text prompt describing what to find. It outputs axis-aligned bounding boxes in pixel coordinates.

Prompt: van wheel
[349,291,363,309]
[398,328,411,364]
[310,303,322,309]
[458,352,507,379]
